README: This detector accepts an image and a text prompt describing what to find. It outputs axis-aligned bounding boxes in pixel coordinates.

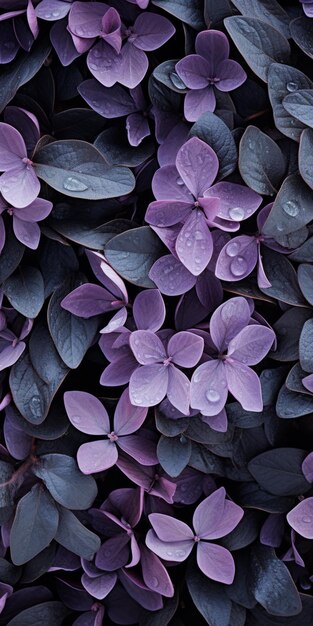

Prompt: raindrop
[63,177,88,192]
[175,549,186,557]
[230,256,248,277]
[150,576,159,588]
[229,206,245,221]
[226,241,240,257]
[52,9,61,17]
[71,414,82,425]
[206,388,220,403]
[286,81,298,92]
[282,200,299,217]
[302,515,313,523]
[166,550,173,556]
[29,395,42,418]
[176,176,184,186]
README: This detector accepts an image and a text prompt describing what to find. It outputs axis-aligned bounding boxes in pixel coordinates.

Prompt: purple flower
[190,297,275,416]
[0,123,40,208]
[146,137,262,276]
[0,195,52,251]
[75,6,175,89]
[61,250,129,333]
[146,487,243,584]
[175,30,247,122]
[215,204,291,287]
[287,498,313,539]
[129,329,204,413]
[0,1,38,63]
[64,388,156,474]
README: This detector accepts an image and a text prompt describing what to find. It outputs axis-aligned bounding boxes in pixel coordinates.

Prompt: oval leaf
[157,435,191,477]
[248,448,311,496]
[3,267,44,318]
[239,126,285,195]
[190,112,237,180]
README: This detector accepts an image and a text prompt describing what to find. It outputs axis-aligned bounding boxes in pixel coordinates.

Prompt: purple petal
[176,137,219,198]
[118,435,157,465]
[199,196,220,223]
[287,498,313,539]
[217,59,247,91]
[146,529,193,562]
[193,487,225,537]
[118,42,148,89]
[13,197,52,221]
[152,164,192,202]
[210,297,251,352]
[36,0,72,20]
[68,1,106,38]
[118,569,163,611]
[205,182,262,223]
[100,7,122,54]
[140,544,174,597]
[196,542,235,584]
[175,210,213,276]
[95,534,130,571]
[126,112,150,147]
[183,84,216,120]
[157,121,190,167]
[1,165,40,208]
[133,13,175,51]
[149,255,197,296]
[27,1,39,38]
[129,363,168,407]
[4,106,40,155]
[215,236,258,282]
[190,360,228,416]
[99,257,128,302]
[0,342,25,370]
[0,215,5,253]
[13,217,40,249]
[133,289,165,332]
[100,355,138,387]
[225,362,263,412]
[0,122,26,169]
[303,373,313,394]
[168,331,204,367]
[302,453,313,483]
[195,490,243,540]
[61,284,118,318]
[100,307,128,334]
[64,391,110,435]
[201,409,228,432]
[81,572,116,600]
[79,80,137,117]
[175,55,210,89]
[195,30,229,71]
[87,40,121,88]
[77,440,118,474]
[50,19,81,66]
[145,200,192,227]
[148,513,193,541]
[257,248,272,289]
[227,326,275,365]
[114,388,147,436]
[129,330,166,365]
[167,366,190,415]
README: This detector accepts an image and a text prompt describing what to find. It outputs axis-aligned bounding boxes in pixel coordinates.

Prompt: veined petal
[225,361,263,412]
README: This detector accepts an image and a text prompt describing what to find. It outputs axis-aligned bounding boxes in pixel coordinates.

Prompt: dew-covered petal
[77,439,118,474]
[215,236,258,282]
[129,364,168,407]
[68,0,107,38]
[118,42,148,89]
[148,513,194,541]
[81,572,117,600]
[195,30,230,72]
[287,498,313,539]
[13,217,40,249]
[145,200,192,227]
[175,209,213,276]
[35,0,72,20]
[64,390,110,434]
[0,342,25,371]
[210,297,251,352]
[205,182,262,223]
[152,164,192,202]
[100,307,128,334]
[175,54,210,89]
[1,165,40,208]
[196,542,235,584]
[227,325,275,366]
[0,122,26,169]
[146,529,193,562]
[133,13,175,51]
[118,435,157,465]
[167,366,190,415]
[225,361,263,412]
[61,284,118,318]
[176,137,219,198]
[126,112,150,147]
[95,533,130,571]
[168,331,204,367]
[87,40,121,87]
[184,86,217,122]
[78,79,137,117]
[140,544,174,597]
[193,487,225,537]
[114,388,148,435]
[149,255,196,297]
[190,360,228,416]
[133,289,165,332]
[217,59,247,91]
[129,330,166,365]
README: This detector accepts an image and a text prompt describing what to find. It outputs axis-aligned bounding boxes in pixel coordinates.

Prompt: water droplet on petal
[230,256,248,277]
[205,389,220,403]
[166,550,173,556]
[226,241,240,257]
[176,176,184,186]
[286,81,298,92]
[302,515,313,523]
[150,576,159,588]
[228,206,245,221]
[175,549,186,557]
[63,177,88,192]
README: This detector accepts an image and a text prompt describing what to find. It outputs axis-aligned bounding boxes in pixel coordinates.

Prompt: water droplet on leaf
[63,177,88,192]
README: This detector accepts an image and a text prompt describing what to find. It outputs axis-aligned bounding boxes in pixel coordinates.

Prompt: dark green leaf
[204,0,233,26]
[155,410,189,437]
[299,318,313,372]
[29,319,69,387]
[157,435,191,477]
[271,308,312,362]
[9,352,51,424]
[221,510,260,551]
[238,482,295,513]
[259,247,306,306]
[33,453,97,510]
[283,90,313,130]
[50,218,133,250]
[298,263,313,306]
[105,226,164,288]
[226,403,264,428]
[186,418,234,444]
[139,596,178,626]
[268,64,313,141]
[0,224,24,284]
[151,0,205,30]
[276,384,313,418]
[0,461,16,508]
[286,362,308,394]
[299,128,313,190]
[3,267,44,318]
[20,545,57,584]
[250,545,302,616]
[48,275,98,369]
[262,175,313,238]
[153,60,188,93]
[34,140,135,199]
[9,404,68,440]
[224,17,290,82]
[239,126,285,195]
[0,558,21,585]
[290,236,313,262]
[290,16,313,60]
[189,443,224,475]
[230,0,290,37]
[186,563,232,626]
[10,484,59,566]
[7,601,69,626]
[53,108,105,140]
[248,448,310,496]
[39,240,79,298]
[190,112,237,180]
[260,367,287,405]
[94,127,155,167]
[55,507,100,560]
